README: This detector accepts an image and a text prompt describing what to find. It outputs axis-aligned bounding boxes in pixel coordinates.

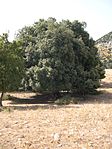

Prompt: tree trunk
[0,92,4,107]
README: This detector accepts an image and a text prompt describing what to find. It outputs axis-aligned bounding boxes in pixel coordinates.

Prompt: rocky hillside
[95,31,112,68]
[96,31,112,51]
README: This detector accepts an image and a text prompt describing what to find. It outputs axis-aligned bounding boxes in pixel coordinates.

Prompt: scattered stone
[18,138,22,141]
[8,131,12,134]
[53,133,61,141]
[5,125,10,128]
[23,121,28,125]
[68,129,74,135]
[57,143,62,147]
[18,135,25,139]
[25,141,31,146]
[24,125,29,128]
[14,121,18,124]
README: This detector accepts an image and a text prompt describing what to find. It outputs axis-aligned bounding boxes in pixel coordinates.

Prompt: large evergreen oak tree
[17,18,105,95]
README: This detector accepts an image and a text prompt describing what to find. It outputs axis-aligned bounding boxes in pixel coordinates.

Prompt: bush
[2,94,15,101]
[54,95,79,105]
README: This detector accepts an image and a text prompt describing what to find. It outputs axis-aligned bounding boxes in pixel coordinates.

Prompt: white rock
[25,125,29,128]
[23,121,28,124]
[53,133,60,141]
[68,129,74,135]
[57,144,62,147]
[18,138,22,141]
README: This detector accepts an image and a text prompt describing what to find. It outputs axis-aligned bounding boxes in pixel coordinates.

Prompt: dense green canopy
[17,18,105,95]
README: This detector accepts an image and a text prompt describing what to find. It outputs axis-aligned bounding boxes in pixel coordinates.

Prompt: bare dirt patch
[0,69,112,149]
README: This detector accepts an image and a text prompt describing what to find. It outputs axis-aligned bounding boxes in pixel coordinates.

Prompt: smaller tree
[0,33,24,106]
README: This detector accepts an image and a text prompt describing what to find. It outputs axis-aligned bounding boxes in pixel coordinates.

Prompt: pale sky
[0,0,112,41]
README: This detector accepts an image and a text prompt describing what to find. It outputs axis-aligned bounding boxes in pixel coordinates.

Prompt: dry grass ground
[0,69,112,149]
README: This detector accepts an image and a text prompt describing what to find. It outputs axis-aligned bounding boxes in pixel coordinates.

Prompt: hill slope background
[95,31,112,68]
